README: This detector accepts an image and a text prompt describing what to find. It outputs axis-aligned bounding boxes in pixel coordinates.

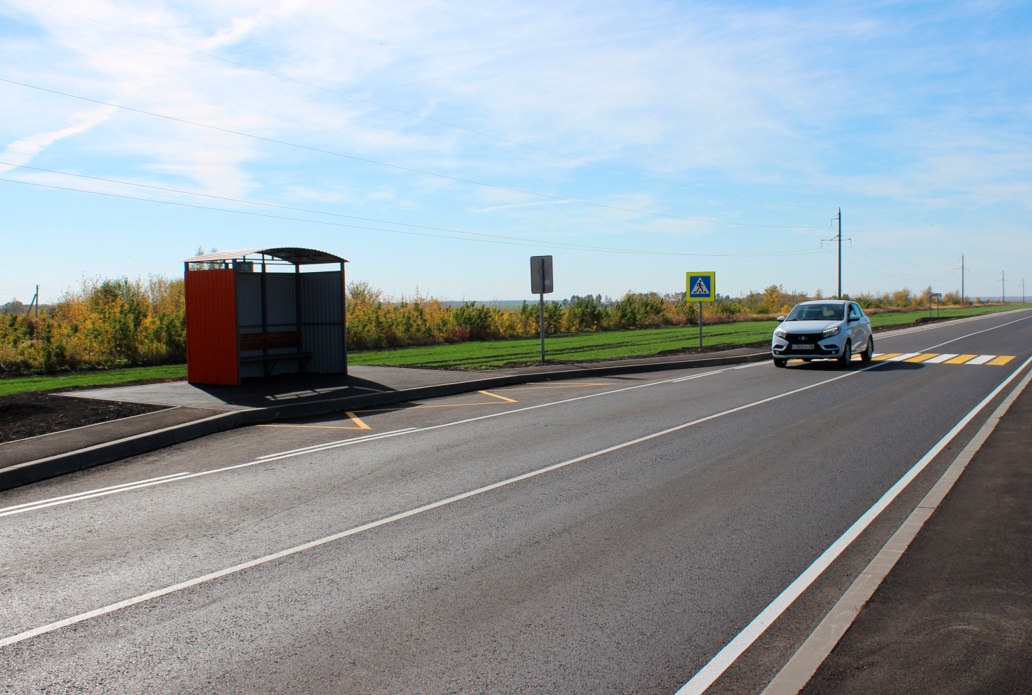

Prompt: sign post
[531,256,554,363]
[686,272,716,349]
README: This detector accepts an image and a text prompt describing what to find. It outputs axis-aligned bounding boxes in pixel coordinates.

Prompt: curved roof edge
[184,247,347,266]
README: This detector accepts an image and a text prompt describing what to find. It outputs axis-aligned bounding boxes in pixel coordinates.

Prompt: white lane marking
[888,352,921,362]
[966,354,995,365]
[761,359,1032,694]
[0,363,872,648]
[675,354,1032,695]
[0,472,194,518]
[256,428,419,460]
[923,353,957,364]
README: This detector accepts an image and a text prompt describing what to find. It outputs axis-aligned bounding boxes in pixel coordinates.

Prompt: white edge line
[0,405,180,446]
[0,472,195,518]
[674,353,1032,695]
[760,358,1032,694]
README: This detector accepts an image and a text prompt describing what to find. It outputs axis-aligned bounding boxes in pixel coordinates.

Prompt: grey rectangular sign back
[530,255,553,294]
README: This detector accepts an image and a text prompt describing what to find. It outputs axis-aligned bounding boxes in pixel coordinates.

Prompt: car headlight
[822,325,841,338]
[774,329,787,339]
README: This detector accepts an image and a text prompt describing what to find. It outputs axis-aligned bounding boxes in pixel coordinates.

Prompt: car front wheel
[838,339,852,366]
[773,357,787,368]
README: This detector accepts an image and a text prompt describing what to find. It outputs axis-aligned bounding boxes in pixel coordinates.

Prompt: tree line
[0,277,970,376]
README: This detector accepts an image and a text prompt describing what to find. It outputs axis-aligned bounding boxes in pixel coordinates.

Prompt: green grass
[348,320,780,369]
[1,304,1026,395]
[0,365,187,397]
[349,304,1030,370]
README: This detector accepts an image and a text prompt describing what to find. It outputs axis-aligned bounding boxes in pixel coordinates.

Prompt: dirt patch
[0,391,162,443]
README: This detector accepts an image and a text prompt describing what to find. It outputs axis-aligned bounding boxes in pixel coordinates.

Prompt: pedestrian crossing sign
[687,272,716,302]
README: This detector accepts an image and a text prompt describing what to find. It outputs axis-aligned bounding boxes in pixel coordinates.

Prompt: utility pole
[822,209,844,299]
[837,208,842,299]
[959,255,966,306]
[1001,270,1006,304]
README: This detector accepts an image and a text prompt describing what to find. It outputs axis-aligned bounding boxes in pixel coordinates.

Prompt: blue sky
[2,0,1030,304]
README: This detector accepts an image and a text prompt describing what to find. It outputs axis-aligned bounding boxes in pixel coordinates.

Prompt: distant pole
[1002,270,1006,304]
[960,255,965,306]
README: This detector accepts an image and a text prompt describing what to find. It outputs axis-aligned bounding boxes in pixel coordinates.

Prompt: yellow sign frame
[686,272,716,302]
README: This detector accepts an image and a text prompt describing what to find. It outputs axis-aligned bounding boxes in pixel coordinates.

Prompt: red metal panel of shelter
[185,269,238,385]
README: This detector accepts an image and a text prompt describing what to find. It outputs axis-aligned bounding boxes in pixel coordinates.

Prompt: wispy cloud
[0,105,114,173]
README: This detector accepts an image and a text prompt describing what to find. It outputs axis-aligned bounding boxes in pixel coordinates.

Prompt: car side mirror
[776,316,785,322]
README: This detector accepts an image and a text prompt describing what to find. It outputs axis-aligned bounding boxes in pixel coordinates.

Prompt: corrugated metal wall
[300,271,346,373]
[185,269,238,385]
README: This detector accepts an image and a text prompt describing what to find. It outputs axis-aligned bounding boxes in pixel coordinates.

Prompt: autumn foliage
[0,278,973,376]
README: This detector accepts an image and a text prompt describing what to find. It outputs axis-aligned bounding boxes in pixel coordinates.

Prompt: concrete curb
[1,350,770,490]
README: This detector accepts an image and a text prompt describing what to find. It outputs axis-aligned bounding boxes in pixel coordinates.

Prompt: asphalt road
[2,311,1030,693]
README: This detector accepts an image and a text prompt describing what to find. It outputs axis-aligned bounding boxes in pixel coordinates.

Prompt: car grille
[777,331,837,356]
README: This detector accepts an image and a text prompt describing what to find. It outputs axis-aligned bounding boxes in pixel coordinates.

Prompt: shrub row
[0,278,971,376]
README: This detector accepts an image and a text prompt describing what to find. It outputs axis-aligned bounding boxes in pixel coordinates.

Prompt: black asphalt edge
[0,351,769,491]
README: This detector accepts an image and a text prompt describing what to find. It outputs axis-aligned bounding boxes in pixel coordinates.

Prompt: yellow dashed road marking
[905,353,939,363]
[873,353,901,361]
[946,354,978,364]
[258,410,372,431]
[479,390,518,403]
[345,411,372,430]
[989,355,1016,366]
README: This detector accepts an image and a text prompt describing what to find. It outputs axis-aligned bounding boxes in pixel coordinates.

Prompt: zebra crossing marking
[868,352,1016,366]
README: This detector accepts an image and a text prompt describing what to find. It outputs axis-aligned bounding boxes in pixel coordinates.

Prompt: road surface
[2,311,1030,693]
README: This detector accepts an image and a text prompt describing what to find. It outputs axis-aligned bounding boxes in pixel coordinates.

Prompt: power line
[0,174,828,259]
[20,0,822,212]
[1,77,832,231]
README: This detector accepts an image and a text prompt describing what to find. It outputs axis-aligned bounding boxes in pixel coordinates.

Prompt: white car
[771,299,874,368]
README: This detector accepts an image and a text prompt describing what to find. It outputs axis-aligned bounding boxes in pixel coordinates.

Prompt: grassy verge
[348,305,1028,369]
[1,304,1026,395]
[0,365,187,397]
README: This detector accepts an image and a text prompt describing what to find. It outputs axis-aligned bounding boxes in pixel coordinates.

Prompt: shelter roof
[184,247,347,266]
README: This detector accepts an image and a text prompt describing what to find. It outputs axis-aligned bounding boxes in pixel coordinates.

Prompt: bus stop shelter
[184,247,348,385]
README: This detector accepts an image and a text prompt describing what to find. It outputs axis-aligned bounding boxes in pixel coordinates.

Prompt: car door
[848,303,869,348]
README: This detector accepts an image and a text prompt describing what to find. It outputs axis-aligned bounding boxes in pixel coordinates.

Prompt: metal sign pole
[530,255,553,365]
[539,290,546,364]
[698,302,703,349]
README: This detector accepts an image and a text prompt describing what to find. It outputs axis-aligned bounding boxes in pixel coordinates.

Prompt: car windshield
[786,303,844,321]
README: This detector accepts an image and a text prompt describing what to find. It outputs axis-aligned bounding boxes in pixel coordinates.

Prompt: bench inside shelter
[238,330,312,375]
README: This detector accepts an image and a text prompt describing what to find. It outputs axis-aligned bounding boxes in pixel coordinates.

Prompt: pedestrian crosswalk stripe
[923,353,957,364]
[866,353,1017,366]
